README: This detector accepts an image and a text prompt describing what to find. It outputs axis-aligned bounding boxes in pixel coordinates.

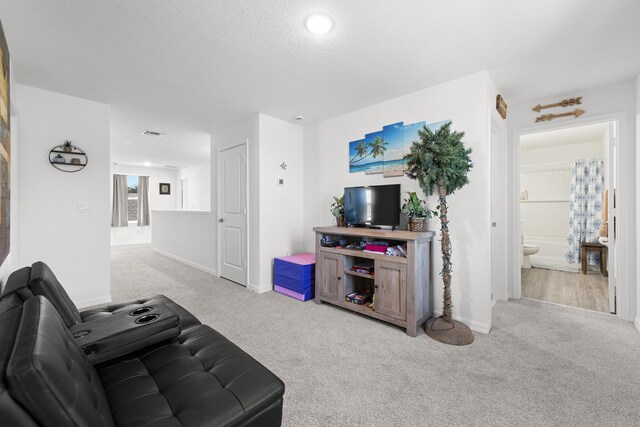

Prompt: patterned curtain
[566,159,604,265]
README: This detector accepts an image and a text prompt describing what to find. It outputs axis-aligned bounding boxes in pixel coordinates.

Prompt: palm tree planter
[405,122,474,345]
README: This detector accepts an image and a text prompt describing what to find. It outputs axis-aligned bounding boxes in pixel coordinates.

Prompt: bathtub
[523,235,579,272]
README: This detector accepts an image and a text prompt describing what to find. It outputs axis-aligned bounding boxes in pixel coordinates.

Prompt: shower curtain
[566,159,604,265]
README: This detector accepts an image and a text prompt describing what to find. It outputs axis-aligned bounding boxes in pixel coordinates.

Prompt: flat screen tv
[344,184,401,227]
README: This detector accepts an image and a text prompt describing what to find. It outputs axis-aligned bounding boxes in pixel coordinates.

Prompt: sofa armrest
[69,302,180,364]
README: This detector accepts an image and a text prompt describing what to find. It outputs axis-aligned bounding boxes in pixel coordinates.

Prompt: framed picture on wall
[159,183,170,195]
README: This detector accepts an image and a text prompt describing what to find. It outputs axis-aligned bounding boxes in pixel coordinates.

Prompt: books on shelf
[345,291,373,306]
[351,261,374,275]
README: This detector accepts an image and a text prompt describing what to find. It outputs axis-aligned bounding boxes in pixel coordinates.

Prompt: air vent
[142,130,164,137]
[164,165,178,169]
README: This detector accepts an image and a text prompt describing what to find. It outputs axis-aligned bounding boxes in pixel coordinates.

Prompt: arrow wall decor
[532,97,582,112]
[535,108,585,123]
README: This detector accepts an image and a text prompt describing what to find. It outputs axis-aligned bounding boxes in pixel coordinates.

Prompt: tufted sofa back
[6,296,115,426]
[0,295,39,427]
[1,261,83,327]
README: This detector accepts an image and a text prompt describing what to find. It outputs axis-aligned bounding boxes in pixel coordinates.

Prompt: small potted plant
[330,196,345,227]
[63,140,73,153]
[401,191,435,232]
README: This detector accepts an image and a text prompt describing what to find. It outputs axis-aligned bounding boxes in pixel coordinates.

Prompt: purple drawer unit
[273,253,315,294]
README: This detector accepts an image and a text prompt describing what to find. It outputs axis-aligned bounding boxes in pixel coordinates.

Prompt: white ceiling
[1,0,639,166]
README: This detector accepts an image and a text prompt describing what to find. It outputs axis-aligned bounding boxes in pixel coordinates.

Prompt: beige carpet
[111,246,640,426]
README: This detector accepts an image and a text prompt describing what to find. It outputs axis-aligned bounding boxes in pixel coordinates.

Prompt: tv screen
[344,184,401,227]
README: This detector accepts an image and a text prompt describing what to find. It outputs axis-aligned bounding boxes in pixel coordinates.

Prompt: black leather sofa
[0,262,285,426]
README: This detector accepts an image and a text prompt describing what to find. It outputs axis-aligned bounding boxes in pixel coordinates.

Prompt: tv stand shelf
[313,226,434,337]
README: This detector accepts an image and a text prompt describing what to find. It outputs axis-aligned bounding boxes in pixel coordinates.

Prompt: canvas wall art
[0,20,10,265]
[348,119,449,177]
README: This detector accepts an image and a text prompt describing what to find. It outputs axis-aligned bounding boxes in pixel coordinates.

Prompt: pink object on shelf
[364,244,387,253]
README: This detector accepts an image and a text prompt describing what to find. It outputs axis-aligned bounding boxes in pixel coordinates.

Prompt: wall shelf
[49,143,88,173]
[520,199,570,203]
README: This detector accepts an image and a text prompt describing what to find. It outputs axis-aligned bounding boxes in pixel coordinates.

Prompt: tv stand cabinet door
[374,260,407,321]
[317,252,343,303]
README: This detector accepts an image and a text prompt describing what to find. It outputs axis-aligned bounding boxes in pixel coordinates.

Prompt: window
[127,175,138,221]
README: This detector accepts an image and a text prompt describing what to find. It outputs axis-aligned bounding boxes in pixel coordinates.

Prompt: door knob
[218,218,224,223]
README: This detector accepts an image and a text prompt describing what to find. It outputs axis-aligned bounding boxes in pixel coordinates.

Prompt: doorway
[217,141,248,286]
[517,121,616,313]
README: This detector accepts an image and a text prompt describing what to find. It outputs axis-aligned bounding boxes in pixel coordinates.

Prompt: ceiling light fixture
[144,161,151,167]
[305,13,334,35]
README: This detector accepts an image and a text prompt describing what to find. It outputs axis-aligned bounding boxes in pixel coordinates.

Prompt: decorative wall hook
[280,162,287,170]
[535,108,585,123]
[532,97,582,113]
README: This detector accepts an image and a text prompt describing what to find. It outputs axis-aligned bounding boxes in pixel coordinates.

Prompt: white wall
[509,80,637,321]
[16,85,111,307]
[177,161,211,211]
[302,71,495,333]
[109,164,177,246]
[151,210,216,274]
[211,115,259,287]
[258,114,304,291]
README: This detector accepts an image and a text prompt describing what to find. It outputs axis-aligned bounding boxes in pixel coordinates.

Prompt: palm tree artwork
[404,121,474,345]
[350,136,388,164]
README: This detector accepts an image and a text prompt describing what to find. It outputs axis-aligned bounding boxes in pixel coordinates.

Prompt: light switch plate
[77,202,91,213]
[277,178,284,186]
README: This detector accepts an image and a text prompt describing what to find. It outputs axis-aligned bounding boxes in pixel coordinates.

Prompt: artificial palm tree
[404,121,474,345]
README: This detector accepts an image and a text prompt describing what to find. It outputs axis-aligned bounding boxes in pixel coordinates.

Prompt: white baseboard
[248,282,273,294]
[76,295,112,310]
[110,242,151,248]
[432,310,491,334]
[151,247,218,276]
[635,316,640,334]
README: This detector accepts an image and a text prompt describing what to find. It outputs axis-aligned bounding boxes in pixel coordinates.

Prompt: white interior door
[607,122,617,313]
[218,143,247,286]
[491,123,508,302]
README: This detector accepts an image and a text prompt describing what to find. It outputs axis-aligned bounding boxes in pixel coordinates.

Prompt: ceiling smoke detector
[142,130,165,137]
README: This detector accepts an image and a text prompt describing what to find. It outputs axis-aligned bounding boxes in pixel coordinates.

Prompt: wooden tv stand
[313,226,434,337]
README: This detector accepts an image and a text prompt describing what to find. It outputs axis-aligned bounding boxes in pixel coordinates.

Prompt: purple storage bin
[273,253,315,294]
[274,285,314,301]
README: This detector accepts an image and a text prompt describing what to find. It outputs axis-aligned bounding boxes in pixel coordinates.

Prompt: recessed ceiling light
[305,13,334,35]
[144,161,151,167]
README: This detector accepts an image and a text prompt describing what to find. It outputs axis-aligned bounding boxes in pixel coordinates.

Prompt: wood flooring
[521,267,610,313]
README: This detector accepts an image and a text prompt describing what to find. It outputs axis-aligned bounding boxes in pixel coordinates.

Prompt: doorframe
[491,115,509,303]
[509,111,634,321]
[217,139,249,286]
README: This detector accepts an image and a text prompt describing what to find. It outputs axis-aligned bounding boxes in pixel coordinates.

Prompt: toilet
[522,244,539,269]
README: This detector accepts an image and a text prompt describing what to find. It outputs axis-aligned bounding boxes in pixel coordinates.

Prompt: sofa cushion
[98,325,285,427]
[81,295,201,330]
[7,296,115,427]
[29,261,83,327]
[0,297,39,427]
